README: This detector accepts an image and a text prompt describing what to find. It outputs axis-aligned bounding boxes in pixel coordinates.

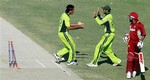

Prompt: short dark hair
[65,4,74,13]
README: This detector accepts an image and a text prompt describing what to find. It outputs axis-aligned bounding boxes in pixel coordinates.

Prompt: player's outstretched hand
[78,21,84,26]
[78,21,84,29]
[93,10,96,17]
[97,7,100,16]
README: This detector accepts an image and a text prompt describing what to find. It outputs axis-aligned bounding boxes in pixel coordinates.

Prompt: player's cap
[101,5,111,11]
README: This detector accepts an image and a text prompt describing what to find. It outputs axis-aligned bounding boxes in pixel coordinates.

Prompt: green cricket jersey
[58,12,70,33]
[95,14,115,33]
[57,12,76,62]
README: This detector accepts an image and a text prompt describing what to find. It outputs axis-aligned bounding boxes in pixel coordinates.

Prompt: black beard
[129,18,133,22]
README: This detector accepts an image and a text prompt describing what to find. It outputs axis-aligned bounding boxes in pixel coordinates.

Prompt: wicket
[8,41,19,69]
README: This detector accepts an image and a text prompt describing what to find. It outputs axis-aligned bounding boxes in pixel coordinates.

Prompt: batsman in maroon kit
[124,12,146,79]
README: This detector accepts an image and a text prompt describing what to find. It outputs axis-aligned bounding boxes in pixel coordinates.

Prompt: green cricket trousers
[91,33,120,65]
[57,32,76,62]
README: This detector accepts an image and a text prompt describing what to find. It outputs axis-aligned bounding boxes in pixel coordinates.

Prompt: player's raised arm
[69,21,84,30]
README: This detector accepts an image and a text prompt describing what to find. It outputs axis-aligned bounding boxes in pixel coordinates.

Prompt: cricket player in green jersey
[87,5,121,67]
[54,4,84,65]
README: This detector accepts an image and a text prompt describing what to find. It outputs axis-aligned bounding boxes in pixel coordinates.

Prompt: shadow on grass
[136,67,149,76]
[98,58,113,65]
[98,54,122,66]
[60,51,88,62]
[140,73,146,80]
[135,67,149,80]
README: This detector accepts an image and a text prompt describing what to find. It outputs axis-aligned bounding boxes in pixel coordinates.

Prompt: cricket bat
[138,51,145,73]
[137,30,145,73]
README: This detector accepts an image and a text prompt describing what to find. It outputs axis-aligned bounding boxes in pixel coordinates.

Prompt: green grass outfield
[0,0,150,80]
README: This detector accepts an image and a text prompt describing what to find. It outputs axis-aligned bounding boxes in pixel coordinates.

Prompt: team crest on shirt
[130,28,135,31]
[130,26,135,31]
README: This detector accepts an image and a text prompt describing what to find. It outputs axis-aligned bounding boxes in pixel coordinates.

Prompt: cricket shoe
[54,53,60,64]
[87,63,98,67]
[112,60,121,66]
[132,71,137,77]
[127,71,131,79]
[66,61,78,65]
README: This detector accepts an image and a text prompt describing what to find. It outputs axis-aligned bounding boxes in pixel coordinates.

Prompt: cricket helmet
[129,12,138,20]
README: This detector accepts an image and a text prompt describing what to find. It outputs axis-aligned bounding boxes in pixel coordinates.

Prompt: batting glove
[137,41,143,49]
[123,34,129,43]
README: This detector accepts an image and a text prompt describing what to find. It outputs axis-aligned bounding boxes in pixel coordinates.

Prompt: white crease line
[36,60,46,68]
[52,61,71,76]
